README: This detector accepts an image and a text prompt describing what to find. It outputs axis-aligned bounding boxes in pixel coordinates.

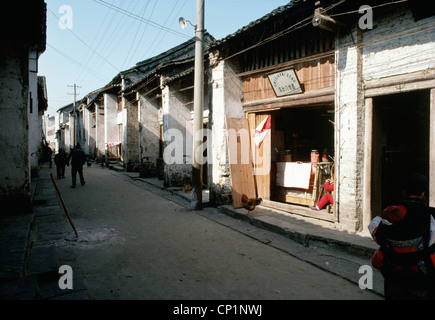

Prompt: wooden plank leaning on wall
[225,117,256,209]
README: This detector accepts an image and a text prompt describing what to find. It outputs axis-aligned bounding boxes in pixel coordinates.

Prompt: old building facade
[64,34,215,188]
[207,0,435,232]
[0,0,47,212]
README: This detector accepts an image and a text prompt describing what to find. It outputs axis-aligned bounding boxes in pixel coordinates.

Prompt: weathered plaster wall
[83,107,91,155]
[88,111,96,158]
[161,81,193,187]
[104,93,118,146]
[209,59,245,206]
[0,46,31,212]
[335,7,435,232]
[362,9,435,82]
[95,101,105,160]
[124,97,140,169]
[139,93,160,167]
[28,53,40,177]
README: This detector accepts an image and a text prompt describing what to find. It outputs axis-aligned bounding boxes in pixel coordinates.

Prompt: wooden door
[248,113,271,200]
[225,117,256,208]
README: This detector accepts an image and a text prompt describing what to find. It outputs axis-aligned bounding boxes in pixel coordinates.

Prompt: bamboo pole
[50,173,79,237]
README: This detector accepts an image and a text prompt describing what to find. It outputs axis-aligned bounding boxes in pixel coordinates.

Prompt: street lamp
[178,17,194,30]
[180,0,205,210]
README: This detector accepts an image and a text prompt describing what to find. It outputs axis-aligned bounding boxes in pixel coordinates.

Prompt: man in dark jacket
[68,143,86,188]
[54,148,68,179]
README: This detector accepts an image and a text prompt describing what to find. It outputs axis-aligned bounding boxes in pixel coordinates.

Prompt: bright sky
[39,0,290,116]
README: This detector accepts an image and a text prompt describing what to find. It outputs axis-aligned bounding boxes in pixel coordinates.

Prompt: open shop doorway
[372,90,430,215]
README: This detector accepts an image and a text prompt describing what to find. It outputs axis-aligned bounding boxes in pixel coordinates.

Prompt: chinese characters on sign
[268,69,303,97]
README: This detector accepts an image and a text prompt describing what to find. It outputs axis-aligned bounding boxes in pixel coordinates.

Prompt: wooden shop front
[237,52,337,222]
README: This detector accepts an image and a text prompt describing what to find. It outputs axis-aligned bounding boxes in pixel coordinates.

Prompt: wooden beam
[430,88,435,207]
[364,68,435,97]
[363,98,373,230]
[244,87,334,113]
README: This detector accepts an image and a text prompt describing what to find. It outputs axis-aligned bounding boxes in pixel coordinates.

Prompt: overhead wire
[220,0,410,62]
[59,0,431,107]
[77,0,137,86]
[121,0,151,69]
[73,0,115,84]
[329,0,409,17]
[92,0,191,39]
[124,0,158,68]
[46,43,109,83]
[142,0,189,60]
[48,7,120,73]
[111,0,145,67]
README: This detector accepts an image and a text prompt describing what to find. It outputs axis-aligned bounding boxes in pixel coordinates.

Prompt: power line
[48,7,120,73]
[121,1,152,69]
[125,0,158,68]
[46,43,109,82]
[79,0,133,85]
[73,0,115,84]
[92,0,191,40]
[142,0,189,60]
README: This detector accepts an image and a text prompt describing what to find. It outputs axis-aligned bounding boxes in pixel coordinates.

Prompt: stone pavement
[0,164,89,300]
[124,171,378,257]
[1,163,384,299]
[123,171,384,297]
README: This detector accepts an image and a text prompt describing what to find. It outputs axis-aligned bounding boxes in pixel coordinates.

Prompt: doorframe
[363,88,435,231]
[430,88,435,207]
[363,97,373,231]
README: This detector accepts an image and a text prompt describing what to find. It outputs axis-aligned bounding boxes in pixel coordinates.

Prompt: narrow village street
[54,163,381,300]
[2,0,435,305]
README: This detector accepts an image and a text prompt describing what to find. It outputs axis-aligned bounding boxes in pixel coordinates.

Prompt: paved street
[53,163,381,300]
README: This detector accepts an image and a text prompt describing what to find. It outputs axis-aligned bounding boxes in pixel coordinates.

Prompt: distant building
[44,115,57,151]
[56,103,75,154]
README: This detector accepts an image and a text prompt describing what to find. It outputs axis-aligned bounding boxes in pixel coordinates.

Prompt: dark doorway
[372,90,430,211]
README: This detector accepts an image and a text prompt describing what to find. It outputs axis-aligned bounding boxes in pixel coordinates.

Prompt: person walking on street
[68,143,87,188]
[44,142,53,168]
[54,148,68,179]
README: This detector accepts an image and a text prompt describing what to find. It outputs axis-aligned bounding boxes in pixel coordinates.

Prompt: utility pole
[68,84,80,147]
[191,0,205,210]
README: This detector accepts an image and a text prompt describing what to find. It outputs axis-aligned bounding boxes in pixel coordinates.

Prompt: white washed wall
[362,9,435,81]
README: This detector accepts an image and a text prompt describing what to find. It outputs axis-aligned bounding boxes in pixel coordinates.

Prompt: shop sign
[268,69,303,97]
